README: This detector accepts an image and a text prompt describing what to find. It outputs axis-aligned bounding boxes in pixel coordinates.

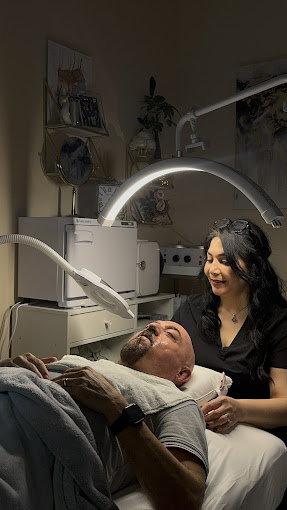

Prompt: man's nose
[146,322,160,336]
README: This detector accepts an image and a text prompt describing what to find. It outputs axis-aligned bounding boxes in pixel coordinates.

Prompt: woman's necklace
[222,305,248,323]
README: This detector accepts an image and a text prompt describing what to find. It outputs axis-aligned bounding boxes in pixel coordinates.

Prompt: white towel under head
[48,355,193,415]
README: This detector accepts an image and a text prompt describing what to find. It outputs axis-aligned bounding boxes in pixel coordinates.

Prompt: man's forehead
[149,320,178,328]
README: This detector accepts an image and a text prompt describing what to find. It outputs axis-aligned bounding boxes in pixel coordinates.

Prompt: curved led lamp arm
[97,157,283,228]
[0,234,134,319]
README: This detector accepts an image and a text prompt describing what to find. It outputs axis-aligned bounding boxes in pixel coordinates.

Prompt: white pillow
[180,365,233,406]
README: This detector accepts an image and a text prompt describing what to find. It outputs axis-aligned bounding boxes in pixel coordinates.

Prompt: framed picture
[130,187,172,225]
[46,40,108,135]
[235,57,287,208]
[47,40,93,124]
[78,94,107,134]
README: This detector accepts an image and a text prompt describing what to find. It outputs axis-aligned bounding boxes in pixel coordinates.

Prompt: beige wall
[0,0,287,331]
[140,0,287,282]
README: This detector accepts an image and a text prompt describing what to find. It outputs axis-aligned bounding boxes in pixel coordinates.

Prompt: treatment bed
[114,423,287,509]
[113,364,287,509]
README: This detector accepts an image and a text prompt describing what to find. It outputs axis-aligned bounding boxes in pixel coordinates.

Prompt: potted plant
[137,76,180,160]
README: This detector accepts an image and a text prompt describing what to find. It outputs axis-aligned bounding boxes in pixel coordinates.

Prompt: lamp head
[73,268,134,319]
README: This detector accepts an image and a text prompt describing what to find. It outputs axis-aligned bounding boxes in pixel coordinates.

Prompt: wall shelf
[42,80,109,184]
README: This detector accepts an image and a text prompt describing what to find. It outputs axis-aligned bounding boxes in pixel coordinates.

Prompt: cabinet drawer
[68,305,137,344]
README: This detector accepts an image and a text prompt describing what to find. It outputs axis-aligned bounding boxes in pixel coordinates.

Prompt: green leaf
[154,95,165,103]
[143,96,154,104]
[137,78,180,133]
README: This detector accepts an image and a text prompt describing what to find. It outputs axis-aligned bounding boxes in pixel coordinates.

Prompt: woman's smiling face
[204,237,249,298]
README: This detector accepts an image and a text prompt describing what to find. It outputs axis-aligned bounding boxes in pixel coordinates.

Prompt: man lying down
[0,320,208,510]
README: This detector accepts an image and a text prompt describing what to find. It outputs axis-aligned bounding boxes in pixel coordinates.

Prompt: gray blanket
[0,367,119,510]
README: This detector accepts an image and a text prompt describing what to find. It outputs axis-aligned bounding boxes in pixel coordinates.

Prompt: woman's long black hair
[198,218,287,383]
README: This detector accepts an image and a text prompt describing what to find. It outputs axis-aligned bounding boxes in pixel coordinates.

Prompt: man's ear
[173,366,191,387]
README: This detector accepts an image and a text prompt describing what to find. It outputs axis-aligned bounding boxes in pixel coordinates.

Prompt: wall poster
[47,40,107,135]
[235,58,287,209]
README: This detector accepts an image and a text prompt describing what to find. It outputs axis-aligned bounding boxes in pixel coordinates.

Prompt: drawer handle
[104,320,112,328]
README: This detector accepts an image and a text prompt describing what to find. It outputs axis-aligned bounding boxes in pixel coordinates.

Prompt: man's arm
[53,366,206,510]
[117,423,205,510]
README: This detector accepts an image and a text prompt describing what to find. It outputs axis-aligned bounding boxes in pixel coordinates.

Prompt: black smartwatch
[110,403,145,436]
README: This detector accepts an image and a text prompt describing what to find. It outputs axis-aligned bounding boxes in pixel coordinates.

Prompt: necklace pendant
[232,315,237,323]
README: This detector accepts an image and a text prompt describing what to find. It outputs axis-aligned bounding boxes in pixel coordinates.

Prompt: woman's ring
[63,378,68,388]
[226,413,231,423]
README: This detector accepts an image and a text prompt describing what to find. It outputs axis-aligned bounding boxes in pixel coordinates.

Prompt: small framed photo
[79,94,108,134]
[67,93,108,135]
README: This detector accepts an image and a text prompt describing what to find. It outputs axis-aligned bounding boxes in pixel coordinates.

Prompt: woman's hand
[53,366,128,422]
[201,396,243,432]
[0,352,58,379]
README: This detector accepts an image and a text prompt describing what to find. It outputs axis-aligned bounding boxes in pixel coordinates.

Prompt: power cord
[170,226,195,246]
[0,302,28,360]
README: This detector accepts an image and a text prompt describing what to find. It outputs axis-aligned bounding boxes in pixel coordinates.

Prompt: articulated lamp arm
[98,157,283,228]
[0,235,134,319]
[176,74,287,154]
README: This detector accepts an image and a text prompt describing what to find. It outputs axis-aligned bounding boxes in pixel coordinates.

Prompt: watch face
[124,404,145,424]
[110,403,145,435]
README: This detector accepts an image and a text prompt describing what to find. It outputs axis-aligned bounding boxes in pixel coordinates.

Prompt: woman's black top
[172,294,287,444]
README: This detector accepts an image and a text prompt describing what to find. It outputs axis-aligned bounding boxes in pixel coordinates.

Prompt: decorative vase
[61,97,72,124]
[130,147,150,176]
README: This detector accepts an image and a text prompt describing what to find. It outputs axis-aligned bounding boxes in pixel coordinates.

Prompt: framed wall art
[235,57,287,208]
[130,187,173,225]
[46,40,108,135]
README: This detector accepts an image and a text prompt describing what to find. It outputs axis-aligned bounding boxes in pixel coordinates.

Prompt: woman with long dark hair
[172,218,287,447]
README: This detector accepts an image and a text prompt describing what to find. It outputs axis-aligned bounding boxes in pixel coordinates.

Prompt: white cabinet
[11,294,175,360]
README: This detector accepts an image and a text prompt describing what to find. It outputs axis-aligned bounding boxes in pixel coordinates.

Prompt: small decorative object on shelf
[128,131,155,178]
[129,130,156,159]
[129,147,150,176]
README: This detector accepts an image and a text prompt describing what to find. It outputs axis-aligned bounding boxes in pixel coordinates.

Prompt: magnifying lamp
[0,234,134,319]
[98,74,287,228]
